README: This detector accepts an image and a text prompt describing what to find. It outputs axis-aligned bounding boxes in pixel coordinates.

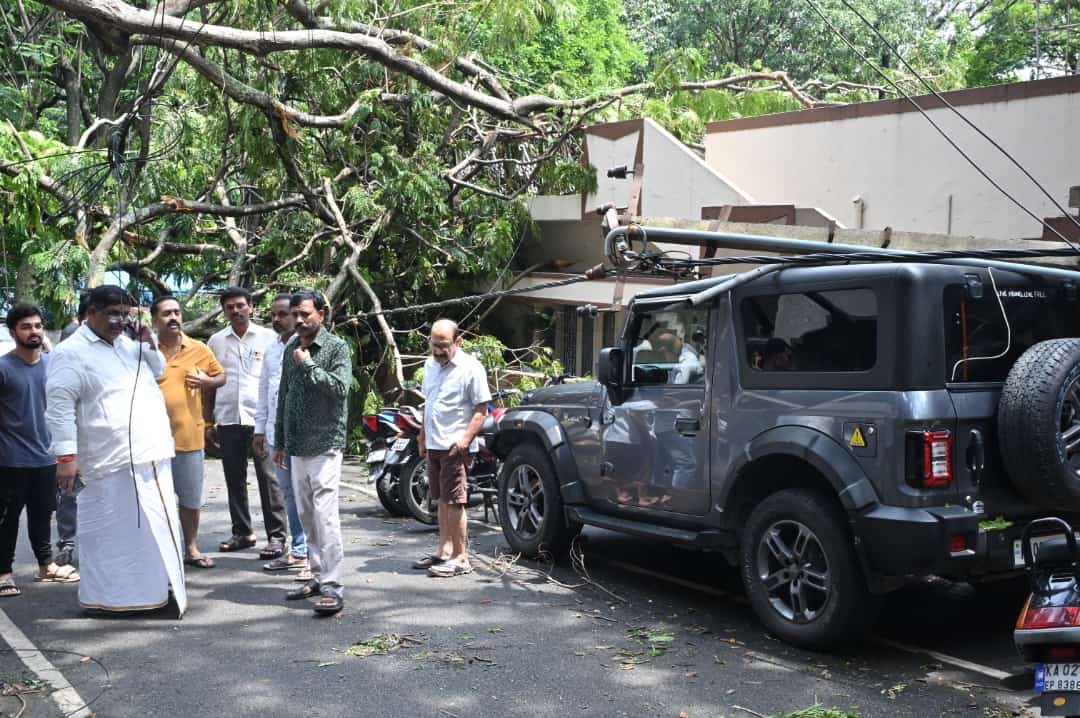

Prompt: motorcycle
[1014,517,1080,717]
[393,390,517,526]
[360,407,410,516]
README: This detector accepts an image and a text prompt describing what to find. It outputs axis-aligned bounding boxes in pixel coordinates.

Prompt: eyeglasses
[429,340,454,350]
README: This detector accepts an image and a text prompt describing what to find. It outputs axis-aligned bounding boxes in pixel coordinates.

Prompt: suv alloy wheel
[497,443,579,557]
[741,489,877,649]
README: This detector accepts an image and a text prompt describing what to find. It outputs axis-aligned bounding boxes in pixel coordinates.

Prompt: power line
[834,0,1080,236]
[802,0,1080,253]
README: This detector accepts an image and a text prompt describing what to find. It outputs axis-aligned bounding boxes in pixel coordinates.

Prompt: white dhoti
[78,460,187,616]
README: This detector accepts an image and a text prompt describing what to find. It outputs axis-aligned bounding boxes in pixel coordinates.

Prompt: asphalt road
[0,459,1040,718]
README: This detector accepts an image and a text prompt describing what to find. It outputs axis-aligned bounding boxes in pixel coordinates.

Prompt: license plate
[392,438,409,451]
[1013,533,1080,567]
[366,449,386,464]
[1037,663,1080,692]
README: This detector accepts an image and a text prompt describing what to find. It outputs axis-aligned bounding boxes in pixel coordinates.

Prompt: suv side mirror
[597,347,623,388]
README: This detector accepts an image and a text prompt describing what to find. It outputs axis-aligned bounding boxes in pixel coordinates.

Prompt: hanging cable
[801,0,1080,253]
[834,0,1080,235]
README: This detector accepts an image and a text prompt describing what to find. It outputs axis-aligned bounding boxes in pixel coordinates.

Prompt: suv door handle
[675,418,701,435]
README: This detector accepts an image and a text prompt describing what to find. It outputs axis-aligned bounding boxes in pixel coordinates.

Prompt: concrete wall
[704,77,1080,241]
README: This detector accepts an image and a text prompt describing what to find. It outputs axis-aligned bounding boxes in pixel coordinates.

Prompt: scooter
[360,407,409,516]
[1014,517,1080,717]
[393,391,517,526]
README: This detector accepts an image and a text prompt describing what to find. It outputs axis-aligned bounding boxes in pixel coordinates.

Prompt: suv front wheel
[497,443,579,557]
[741,489,877,650]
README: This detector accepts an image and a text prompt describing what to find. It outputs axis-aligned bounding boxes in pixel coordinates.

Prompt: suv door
[601,301,712,515]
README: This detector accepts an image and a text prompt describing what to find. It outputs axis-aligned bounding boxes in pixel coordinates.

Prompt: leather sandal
[285,579,321,601]
[313,595,344,616]
[218,536,256,552]
[258,541,285,560]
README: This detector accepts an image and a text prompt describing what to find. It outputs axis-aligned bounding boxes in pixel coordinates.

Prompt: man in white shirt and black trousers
[206,287,286,560]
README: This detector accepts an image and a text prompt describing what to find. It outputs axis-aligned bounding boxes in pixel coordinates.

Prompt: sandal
[258,541,285,560]
[264,556,308,572]
[427,561,473,578]
[184,556,215,569]
[294,569,314,582]
[411,555,447,570]
[0,580,19,597]
[36,565,80,583]
[219,536,256,552]
[285,579,321,601]
[313,595,344,616]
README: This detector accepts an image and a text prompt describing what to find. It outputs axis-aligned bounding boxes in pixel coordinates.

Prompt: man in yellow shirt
[152,296,226,568]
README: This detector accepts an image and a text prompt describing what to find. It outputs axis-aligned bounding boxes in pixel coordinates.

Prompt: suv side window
[741,289,878,372]
[629,305,709,385]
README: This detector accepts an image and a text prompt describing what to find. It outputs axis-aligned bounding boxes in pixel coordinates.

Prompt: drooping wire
[834,0,1080,236]
[801,0,1080,254]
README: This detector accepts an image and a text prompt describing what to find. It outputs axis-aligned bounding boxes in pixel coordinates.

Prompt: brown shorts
[426,449,473,505]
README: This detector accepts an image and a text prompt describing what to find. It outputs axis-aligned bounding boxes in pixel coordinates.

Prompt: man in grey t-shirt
[0,305,80,596]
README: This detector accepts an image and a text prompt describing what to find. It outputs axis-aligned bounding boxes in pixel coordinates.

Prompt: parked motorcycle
[360,407,409,516]
[394,391,517,525]
[1014,517,1080,717]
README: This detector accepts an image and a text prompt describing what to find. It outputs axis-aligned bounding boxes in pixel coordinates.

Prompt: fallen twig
[732,705,768,718]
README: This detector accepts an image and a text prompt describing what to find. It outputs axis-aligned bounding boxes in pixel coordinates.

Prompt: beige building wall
[704,77,1080,241]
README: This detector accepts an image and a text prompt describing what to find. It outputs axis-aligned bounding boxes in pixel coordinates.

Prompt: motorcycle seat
[1033,536,1080,566]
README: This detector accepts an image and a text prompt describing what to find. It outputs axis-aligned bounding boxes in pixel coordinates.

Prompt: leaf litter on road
[341,634,422,657]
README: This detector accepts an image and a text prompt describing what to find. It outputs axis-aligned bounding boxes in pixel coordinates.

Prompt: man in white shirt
[206,287,286,558]
[253,294,309,576]
[414,319,491,578]
[45,285,186,615]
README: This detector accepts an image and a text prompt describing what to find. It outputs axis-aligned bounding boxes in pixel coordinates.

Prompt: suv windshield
[944,281,1080,382]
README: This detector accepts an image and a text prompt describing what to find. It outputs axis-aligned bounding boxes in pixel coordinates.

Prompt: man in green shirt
[273,291,352,616]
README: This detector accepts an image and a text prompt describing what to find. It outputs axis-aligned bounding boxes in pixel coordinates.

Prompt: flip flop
[264,556,308,572]
[427,561,473,578]
[0,581,19,597]
[411,555,447,570]
[36,565,80,583]
[313,595,343,616]
[219,536,256,552]
[184,556,215,569]
[285,578,321,601]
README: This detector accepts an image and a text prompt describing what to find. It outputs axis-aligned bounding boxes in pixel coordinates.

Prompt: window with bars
[581,313,595,377]
[602,312,616,347]
[561,306,577,375]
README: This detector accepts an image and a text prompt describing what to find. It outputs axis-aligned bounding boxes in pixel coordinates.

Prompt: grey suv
[492,257,1080,649]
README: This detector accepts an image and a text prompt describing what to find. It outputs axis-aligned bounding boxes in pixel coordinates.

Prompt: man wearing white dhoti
[45,285,187,616]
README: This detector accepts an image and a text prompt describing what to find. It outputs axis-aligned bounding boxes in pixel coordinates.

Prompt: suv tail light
[906,430,953,488]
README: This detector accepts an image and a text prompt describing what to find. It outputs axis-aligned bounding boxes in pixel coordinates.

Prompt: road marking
[0,607,93,717]
[875,638,1013,682]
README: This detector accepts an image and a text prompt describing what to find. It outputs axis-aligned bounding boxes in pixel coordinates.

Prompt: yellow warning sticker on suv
[843,423,876,457]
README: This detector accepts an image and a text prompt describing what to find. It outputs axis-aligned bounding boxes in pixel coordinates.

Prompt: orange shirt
[157,335,224,452]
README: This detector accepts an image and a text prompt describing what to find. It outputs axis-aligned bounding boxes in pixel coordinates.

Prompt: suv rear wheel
[741,489,876,650]
[497,443,579,557]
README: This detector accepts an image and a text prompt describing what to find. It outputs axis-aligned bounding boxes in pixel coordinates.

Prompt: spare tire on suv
[999,338,1080,510]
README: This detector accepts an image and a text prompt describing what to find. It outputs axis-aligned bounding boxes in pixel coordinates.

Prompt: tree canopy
[0,0,1070,403]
